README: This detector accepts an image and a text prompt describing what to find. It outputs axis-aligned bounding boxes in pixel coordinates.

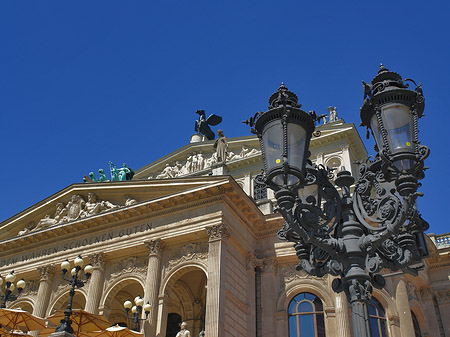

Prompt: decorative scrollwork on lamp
[244,68,429,337]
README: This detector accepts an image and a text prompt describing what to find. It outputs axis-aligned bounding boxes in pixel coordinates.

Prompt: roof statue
[194,109,222,140]
[327,106,338,122]
[83,163,134,183]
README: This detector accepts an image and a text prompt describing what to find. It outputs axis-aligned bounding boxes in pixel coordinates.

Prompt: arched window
[368,297,388,337]
[288,292,326,337]
[411,311,422,337]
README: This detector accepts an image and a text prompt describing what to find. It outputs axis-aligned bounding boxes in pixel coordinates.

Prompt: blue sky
[1,1,449,235]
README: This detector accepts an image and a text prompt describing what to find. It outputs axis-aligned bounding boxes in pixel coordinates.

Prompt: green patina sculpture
[83,163,134,183]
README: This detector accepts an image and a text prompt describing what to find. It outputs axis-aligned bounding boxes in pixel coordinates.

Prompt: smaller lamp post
[0,271,26,308]
[123,295,151,331]
[55,256,93,334]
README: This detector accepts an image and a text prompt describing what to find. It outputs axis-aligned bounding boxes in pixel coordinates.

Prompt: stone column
[85,253,106,314]
[33,265,54,318]
[396,279,415,337]
[260,257,276,337]
[335,292,351,337]
[31,265,54,337]
[144,239,164,336]
[204,224,230,337]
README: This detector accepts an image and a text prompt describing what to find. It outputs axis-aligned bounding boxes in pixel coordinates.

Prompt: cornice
[0,178,231,253]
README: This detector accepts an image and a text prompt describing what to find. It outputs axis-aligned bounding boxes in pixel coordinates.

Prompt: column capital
[205,223,230,242]
[88,252,106,270]
[145,239,164,257]
[261,257,277,274]
[37,265,54,282]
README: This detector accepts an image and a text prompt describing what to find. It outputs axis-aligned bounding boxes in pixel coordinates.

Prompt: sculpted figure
[192,151,199,172]
[124,195,137,206]
[197,152,205,171]
[170,161,183,177]
[239,145,259,158]
[54,202,68,223]
[214,130,228,164]
[63,194,86,222]
[328,106,338,122]
[109,162,119,181]
[156,164,174,179]
[82,192,118,217]
[18,221,36,236]
[35,215,57,230]
[194,109,222,140]
[205,152,217,168]
[176,322,191,337]
[182,155,193,175]
[98,169,109,182]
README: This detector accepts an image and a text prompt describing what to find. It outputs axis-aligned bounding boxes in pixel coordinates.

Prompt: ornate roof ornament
[268,83,301,109]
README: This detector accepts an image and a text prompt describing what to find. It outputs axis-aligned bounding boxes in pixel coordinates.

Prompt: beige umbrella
[86,325,143,337]
[0,308,46,331]
[39,327,92,337]
[47,309,112,335]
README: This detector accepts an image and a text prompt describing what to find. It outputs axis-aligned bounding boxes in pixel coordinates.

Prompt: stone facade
[0,120,448,337]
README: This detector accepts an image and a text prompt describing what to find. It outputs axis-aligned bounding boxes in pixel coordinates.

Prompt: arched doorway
[102,279,145,328]
[164,267,207,337]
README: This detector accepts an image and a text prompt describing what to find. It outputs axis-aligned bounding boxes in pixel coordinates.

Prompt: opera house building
[0,114,449,337]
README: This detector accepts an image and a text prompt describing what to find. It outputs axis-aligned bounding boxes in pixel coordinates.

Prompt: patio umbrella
[0,309,46,331]
[39,327,92,337]
[47,309,112,335]
[86,325,143,337]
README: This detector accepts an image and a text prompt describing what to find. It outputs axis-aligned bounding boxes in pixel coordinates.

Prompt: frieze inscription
[0,222,152,267]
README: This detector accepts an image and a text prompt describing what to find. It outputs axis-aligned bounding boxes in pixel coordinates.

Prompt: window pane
[317,313,326,337]
[370,317,381,337]
[299,301,313,313]
[314,296,323,311]
[289,315,298,337]
[300,314,315,337]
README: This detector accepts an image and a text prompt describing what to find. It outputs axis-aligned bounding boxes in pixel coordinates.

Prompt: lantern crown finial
[268,83,301,109]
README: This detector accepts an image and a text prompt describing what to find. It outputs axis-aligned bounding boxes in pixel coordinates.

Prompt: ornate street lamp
[245,68,429,337]
[123,295,151,331]
[0,271,26,308]
[55,256,93,334]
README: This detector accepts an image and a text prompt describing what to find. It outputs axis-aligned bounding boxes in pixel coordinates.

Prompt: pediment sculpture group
[18,193,137,236]
[155,144,260,179]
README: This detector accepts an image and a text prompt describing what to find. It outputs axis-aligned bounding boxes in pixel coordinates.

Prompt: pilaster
[260,257,276,337]
[205,223,230,337]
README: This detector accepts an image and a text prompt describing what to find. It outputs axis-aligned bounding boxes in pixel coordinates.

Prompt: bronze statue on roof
[194,110,222,140]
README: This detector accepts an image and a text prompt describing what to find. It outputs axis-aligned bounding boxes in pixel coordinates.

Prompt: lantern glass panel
[382,103,413,152]
[370,114,384,151]
[261,119,282,173]
[287,123,307,172]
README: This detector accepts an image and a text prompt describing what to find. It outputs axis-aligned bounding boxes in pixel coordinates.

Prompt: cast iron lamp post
[123,296,151,331]
[55,256,93,334]
[0,271,26,308]
[244,66,429,337]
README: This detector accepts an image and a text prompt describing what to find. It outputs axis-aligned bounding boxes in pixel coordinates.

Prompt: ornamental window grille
[368,297,388,337]
[254,181,267,201]
[288,292,326,337]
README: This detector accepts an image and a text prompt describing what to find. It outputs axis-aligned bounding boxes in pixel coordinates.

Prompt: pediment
[0,177,231,241]
[134,135,262,180]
